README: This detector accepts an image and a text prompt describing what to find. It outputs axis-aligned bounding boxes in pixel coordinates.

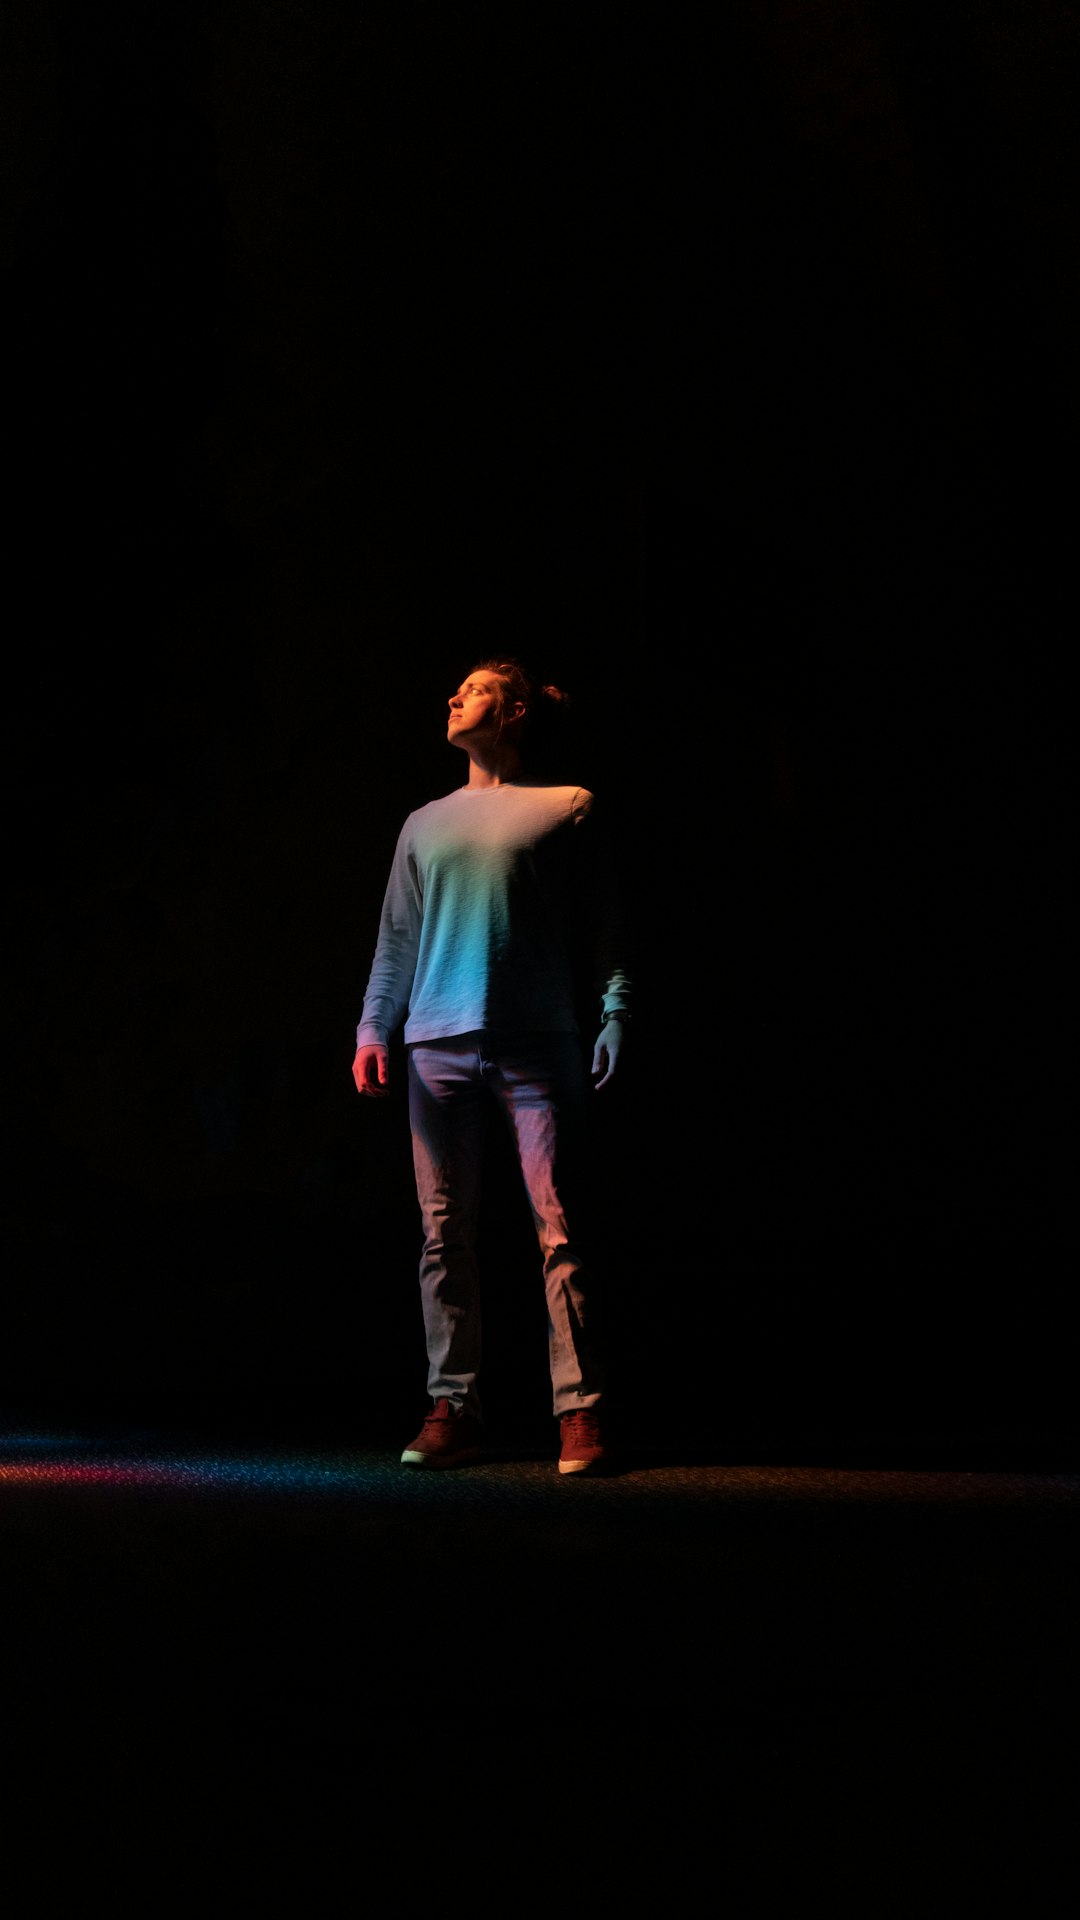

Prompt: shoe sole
[558,1456,605,1475]
[400,1447,484,1468]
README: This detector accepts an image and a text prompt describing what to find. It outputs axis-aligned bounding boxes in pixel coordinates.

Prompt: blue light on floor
[0,1431,400,1498]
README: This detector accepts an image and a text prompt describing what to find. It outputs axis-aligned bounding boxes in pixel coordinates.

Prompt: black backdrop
[4,3,1077,1450]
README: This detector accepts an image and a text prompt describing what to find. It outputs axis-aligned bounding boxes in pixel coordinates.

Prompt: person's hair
[470,655,574,773]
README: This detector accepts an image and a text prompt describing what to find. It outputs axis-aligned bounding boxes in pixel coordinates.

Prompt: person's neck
[463,748,524,789]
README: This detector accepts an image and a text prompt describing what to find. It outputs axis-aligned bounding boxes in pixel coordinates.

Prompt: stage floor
[3,1409,1077,1834]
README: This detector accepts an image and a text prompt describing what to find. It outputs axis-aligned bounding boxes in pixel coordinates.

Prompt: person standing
[352,657,632,1473]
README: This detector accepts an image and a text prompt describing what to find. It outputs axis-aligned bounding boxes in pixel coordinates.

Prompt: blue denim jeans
[406,1031,605,1421]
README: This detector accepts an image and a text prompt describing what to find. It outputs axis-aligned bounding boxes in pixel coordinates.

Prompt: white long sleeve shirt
[355,781,632,1047]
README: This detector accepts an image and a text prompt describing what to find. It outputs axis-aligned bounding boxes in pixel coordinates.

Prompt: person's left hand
[591,1017,628,1091]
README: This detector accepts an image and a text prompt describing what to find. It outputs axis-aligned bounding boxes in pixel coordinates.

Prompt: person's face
[447,671,505,746]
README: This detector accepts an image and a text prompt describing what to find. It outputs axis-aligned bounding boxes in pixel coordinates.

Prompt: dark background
[3,2,1077,1454]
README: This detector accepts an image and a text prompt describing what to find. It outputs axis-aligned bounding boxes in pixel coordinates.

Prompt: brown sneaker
[401,1398,484,1469]
[558,1407,607,1475]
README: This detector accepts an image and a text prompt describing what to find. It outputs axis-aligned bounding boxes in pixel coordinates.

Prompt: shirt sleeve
[571,789,633,1023]
[355,821,423,1049]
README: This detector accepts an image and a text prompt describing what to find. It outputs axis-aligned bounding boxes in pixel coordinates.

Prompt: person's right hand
[353,1043,390,1096]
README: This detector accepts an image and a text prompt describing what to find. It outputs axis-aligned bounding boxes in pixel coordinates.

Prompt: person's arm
[571,790,633,1091]
[352,824,422,1097]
